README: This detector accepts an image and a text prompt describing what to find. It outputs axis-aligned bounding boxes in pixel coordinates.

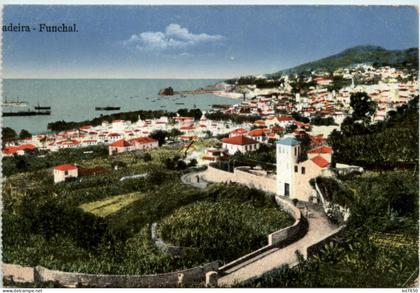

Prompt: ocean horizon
[2,79,237,134]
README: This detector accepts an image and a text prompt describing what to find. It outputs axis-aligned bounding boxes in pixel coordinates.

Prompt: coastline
[211,91,243,100]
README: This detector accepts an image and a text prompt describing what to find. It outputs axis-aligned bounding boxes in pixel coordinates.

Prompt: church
[276,137,333,201]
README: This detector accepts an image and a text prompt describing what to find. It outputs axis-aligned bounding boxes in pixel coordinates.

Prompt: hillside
[268,45,418,78]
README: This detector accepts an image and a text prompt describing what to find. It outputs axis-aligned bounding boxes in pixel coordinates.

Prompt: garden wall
[3,263,35,283]
[268,196,302,246]
[203,166,276,194]
[218,195,304,273]
[3,261,219,288]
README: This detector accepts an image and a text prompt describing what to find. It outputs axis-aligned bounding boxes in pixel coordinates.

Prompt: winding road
[181,169,339,287]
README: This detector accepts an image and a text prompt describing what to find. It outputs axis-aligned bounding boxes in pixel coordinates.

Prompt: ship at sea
[2,96,28,107]
[34,102,51,110]
[3,109,51,117]
[95,106,121,111]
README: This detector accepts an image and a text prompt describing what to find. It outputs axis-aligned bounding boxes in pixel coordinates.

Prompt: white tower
[276,137,301,198]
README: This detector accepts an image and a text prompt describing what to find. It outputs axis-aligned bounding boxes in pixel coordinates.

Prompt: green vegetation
[19,129,32,139]
[3,146,292,276]
[225,76,284,89]
[310,116,336,126]
[314,177,354,208]
[47,109,177,132]
[2,127,17,142]
[79,192,146,217]
[3,145,109,177]
[328,94,418,170]
[47,108,202,133]
[158,183,293,263]
[238,170,418,288]
[212,144,276,172]
[205,111,260,124]
[269,45,418,77]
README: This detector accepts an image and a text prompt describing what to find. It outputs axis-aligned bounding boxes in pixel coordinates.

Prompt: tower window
[294,165,298,173]
[301,167,306,174]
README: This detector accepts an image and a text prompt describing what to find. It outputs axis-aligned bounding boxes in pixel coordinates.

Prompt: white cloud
[123,24,224,51]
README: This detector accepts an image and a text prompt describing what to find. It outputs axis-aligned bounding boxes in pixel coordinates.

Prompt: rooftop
[54,164,78,171]
[277,137,300,146]
[311,155,330,168]
[222,135,259,146]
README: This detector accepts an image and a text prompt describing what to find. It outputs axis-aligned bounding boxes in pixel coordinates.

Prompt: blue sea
[2,79,238,134]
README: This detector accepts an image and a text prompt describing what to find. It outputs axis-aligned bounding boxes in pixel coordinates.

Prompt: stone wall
[219,196,304,273]
[268,196,302,246]
[3,263,35,283]
[203,166,276,194]
[3,262,219,288]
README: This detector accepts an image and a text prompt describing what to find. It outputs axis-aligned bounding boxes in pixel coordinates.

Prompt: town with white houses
[3,63,417,201]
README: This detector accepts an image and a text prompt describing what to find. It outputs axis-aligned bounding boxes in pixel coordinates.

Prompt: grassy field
[79,192,145,217]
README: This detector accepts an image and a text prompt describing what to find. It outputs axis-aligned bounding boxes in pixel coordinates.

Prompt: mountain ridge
[267,45,418,78]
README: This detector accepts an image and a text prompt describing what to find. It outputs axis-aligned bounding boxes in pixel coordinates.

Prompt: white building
[221,135,260,155]
[108,137,159,155]
[53,164,78,183]
[276,137,333,201]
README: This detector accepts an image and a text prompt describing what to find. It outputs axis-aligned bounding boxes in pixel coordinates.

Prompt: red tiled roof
[110,139,132,147]
[17,144,36,151]
[277,116,294,122]
[180,125,195,130]
[54,164,78,171]
[271,126,285,132]
[3,146,18,155]
[248,129,265,137]
[231,128,247,135]
[132,137,158,144]
[108,133,121,137]
[307,146,333,154]
[311,156,329,168]
[222,135,259,146]
[202,156,216,161]
[57,140,80,145]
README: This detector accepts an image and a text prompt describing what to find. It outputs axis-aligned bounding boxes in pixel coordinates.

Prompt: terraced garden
[79,192,146,217]
[3,147,294,276]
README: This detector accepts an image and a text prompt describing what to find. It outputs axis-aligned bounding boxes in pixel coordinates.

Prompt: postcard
[1,3,419,289]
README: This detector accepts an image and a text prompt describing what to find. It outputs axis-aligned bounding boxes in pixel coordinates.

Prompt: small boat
[160,105,166,108]
[3,96,28,107]
[176,102,185,105]
[3,109,51,116]
[95,106,121,111]
[34,102,51,110]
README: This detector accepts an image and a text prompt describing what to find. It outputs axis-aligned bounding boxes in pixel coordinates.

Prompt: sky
[3,5,419,79]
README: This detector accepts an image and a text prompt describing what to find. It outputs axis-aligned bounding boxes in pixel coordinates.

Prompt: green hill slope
[268,45,418,78]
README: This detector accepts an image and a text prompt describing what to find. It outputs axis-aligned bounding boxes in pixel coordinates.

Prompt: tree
[2,127,16,142]
[350,92,377,121]
[149,130,167,146]
[177,108,202,120]
[285,124,297,134]
[141,153,152,162]
[168,128,183,138]
[188,158,198,167]
[19,129,32,139]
